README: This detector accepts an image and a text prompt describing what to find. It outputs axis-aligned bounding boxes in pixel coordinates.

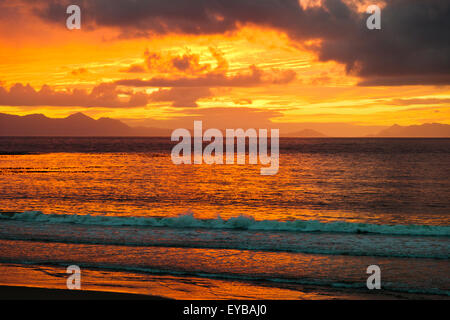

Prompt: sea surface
[0,137,449,299]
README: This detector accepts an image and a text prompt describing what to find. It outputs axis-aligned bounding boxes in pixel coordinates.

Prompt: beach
[0,137,449,300]
[0,285,167,300]
[2,0,449,304]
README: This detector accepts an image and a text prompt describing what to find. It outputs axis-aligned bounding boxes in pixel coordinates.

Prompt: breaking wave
[2,211,449,237]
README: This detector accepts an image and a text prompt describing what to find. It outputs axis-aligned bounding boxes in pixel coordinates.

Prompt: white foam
[2,211,449,237]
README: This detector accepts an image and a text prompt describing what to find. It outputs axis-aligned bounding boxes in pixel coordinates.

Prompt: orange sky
[0,0,449,133]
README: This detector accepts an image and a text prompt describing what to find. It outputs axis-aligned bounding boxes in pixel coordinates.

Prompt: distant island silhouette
[1,112,449,137]
[373,123,450,137]
[0,112,171,136]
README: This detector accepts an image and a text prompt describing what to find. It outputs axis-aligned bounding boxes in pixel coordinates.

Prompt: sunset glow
[1,0,448,133]
[1,1,449,302]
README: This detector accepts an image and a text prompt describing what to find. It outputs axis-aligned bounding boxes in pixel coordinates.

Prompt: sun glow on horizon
[0,4,448,129]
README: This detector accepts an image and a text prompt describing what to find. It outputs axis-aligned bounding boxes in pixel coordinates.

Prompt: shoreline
[0,259,448,300]
[0,284,446,300]
[0,285,170,300]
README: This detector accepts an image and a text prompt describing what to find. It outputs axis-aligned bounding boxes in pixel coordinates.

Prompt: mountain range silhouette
[1,113,449,137]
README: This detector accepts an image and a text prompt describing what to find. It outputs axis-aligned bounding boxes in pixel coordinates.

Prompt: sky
[0,0,449,135]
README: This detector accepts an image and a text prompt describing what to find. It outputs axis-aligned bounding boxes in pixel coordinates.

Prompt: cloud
[0,83,149,108]
[318,0,450,86]
[171,52,210,74]
[120,64,146,73]
[1,43,295,108]
[117,65,296,87]
[0,82,218,109]
[121,47,230,76]
[32,0,450,85]
[71,67,90,76]
[121,48,216,76]
[118,48,295,106]
[117,48,296,90]
[387,98,450,106]
[149,87,212,107]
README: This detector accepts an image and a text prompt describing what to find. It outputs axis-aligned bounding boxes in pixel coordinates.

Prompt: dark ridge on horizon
[0,112,171,137]
[0,112,450,137]
[374,123,450,138]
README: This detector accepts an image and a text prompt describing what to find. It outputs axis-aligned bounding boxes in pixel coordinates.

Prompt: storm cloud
[33,0,450,85]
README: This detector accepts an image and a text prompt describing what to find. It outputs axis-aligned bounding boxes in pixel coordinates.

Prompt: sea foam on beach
[3,210,449,237]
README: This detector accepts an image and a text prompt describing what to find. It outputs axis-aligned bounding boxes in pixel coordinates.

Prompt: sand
[0,285,170,300]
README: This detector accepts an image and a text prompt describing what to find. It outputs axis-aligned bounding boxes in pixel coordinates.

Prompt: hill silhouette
[0,112,170,136]
[375,123,450,137]
[1,113,449,137]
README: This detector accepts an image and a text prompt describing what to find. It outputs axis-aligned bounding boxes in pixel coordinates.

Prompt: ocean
[0,137,449,299]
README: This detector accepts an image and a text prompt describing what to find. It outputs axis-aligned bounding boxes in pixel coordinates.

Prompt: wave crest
[2,211,449,237]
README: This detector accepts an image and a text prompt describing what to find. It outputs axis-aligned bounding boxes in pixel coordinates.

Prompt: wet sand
[0,285,170,300]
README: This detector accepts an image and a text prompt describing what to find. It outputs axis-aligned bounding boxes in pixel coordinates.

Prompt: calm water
[0,137,449,298]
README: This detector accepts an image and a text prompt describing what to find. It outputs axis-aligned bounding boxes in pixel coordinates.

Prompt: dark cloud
[0,82,216,109]
[319,0,450,86]
[33,0,450,85]
[0,83,148,108]
[171,53,209,73]
[36,0,350,38]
